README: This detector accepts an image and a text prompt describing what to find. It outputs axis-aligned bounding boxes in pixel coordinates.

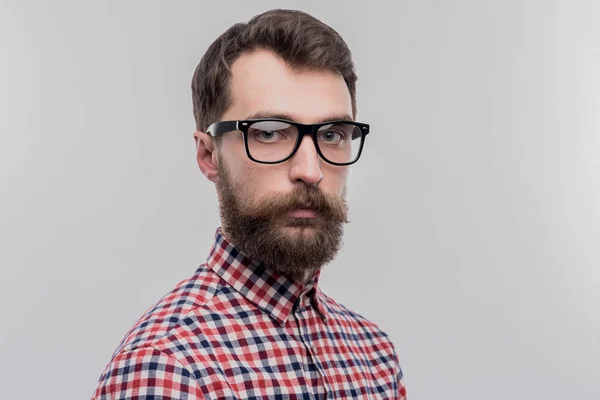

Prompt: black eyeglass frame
[205,118,370,166]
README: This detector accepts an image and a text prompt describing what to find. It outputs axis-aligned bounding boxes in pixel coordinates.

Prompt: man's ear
[193,131,219,183]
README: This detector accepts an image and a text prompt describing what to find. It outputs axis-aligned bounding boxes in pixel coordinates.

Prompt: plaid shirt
[92,228,406,399]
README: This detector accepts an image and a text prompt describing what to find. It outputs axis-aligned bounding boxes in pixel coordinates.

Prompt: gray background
[1,0,598,399]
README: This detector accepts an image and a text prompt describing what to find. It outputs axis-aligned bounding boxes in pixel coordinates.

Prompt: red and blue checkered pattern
[92,228,407,399]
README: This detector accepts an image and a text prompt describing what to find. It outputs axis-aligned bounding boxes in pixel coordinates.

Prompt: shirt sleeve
[394,348,407,399]
[397,371,408,399]
[91,347,204,400]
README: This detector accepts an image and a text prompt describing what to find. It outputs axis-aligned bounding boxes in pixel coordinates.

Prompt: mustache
[247,185,348,223]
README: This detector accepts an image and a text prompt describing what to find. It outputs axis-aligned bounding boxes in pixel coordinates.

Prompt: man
[92,9,406,399]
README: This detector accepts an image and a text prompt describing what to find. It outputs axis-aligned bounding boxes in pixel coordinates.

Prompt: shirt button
[312,346,319,354]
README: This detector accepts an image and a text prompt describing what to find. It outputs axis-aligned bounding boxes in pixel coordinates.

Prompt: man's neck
[288,269,315,285]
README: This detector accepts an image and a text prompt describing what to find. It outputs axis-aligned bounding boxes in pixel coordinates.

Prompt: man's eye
[319,130,345,143]
[254,130,282,142]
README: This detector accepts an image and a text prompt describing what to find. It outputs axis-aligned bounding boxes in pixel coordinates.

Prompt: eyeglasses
[205,118,370,165]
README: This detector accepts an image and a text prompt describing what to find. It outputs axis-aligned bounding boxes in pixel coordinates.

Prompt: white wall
[1,1,598,399]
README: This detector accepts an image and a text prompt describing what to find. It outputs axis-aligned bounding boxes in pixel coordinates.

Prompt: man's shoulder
[114,264,224,354]
[319,290,403,386]
[320,291,395,344]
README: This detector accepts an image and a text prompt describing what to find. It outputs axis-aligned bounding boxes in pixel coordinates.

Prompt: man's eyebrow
[244,111,354,123]
[245,111,295,121]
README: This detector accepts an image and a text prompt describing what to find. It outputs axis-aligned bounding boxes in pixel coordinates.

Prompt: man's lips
[288,209,318,218]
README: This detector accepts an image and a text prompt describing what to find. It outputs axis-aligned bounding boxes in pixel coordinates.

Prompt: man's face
[213,49,353,276]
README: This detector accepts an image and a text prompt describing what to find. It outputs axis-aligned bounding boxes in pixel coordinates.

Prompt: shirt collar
[205,228,329,325]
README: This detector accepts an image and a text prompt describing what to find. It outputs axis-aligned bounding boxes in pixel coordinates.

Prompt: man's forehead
[244,110,354,124]
[224,49,353,124]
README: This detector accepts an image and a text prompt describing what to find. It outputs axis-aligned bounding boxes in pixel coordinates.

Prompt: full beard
[216,163,349,277]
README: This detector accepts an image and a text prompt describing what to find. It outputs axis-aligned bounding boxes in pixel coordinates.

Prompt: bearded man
[92,8,406,399]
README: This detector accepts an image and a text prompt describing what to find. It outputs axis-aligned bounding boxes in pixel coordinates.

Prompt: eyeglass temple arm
[205,121,239,137]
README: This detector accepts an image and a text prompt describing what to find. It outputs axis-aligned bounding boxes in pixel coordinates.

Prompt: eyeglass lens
[246,120,362,163]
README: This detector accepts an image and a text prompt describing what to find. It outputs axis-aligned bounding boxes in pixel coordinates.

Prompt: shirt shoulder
[114,264,224,355]
[320,290,392,339]
[319,290,407,395]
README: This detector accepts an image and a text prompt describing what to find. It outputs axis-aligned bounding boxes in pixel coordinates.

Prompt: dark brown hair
[191,9,358,132]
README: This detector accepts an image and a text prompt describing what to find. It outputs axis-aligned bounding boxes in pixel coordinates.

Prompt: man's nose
[288,135,323,186]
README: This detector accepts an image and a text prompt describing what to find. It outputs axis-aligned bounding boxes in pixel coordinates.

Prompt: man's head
[192,9,364,278]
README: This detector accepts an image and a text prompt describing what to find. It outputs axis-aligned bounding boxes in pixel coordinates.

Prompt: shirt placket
[293,290,332,399]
